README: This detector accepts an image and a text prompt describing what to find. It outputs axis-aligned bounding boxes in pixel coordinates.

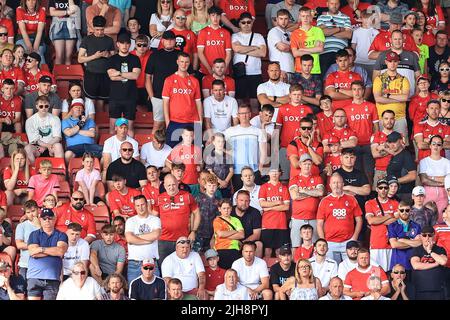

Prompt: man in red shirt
[409,76,439,125]
[289,154,324,248]
[324,49,362,109]
[0,78,22,133]
[287,116,324,179]
[414,99,450,161]
[162,51,202,148]
[344,80,379,185]
[130,35,152,112]
[0,49,25,95]
[54,191,97,244]
[197,6,232,76]
[365,178,398,272]
[316,95,334,140]
[153,174,201,263]
[317,172,363,264]
[322,108,358,153]
[202,58,236,98]
[343,248,390,299]
[371,109,397,188]
[106,173,142,219]
[23,52,56,94]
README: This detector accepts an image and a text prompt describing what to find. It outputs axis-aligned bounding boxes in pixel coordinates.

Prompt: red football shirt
[0,67,25,87]
[368,30,419,55]
[23,69,55,93]
[258,181,290,229]
[154,190,199,241]
[54,204,96,239]
[413,120,449,161]
[294,245,314,262]
[322,127,357,144]
[370,131,393,171]
[218,0,256,21]
[162,72,201,123]
[0,190,6,207]
[3,165,35,189]
[324,153,342,172]
[316,112,334,139]
[317,194,362,243]
[205,266,226,292]
[167,144,202,185]
[197,26,232,75]
[343,101,379,145]
[344,266,389,299]
[409,93,439,125]
[0,95,22,121]
[202,75,235,96]
[0,18,14,39]
[158,28,197,59]
[365,198,398,249]
[286,139,323,178]
[107,187,142,218]
[276,103,313,148]
[434,223,450,267]
[16,6,46,36]
[130,50,151,88]
[289,174,323,220]
[340,3,370,25]
[414,6,445,28]
[142,184,160,207]
[324,71,362,109]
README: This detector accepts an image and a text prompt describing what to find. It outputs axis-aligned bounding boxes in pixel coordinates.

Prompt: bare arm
[317,219,325,239]
[197,47,212,74]
[351,216,363,240]
[419,173,445,187]
[398,170,417,184]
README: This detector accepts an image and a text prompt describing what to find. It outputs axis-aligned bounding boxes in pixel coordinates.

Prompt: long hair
[20,0,40,12]
[295,259,314,285]
[157,0,174,19]
[417,0,437,18]
[10,148,30,184]
[192,0,207,19]
[66,81,85,106]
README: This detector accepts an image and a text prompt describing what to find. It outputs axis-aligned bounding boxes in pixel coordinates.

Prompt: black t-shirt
[386,149,416,194]
[49,0,80,9]
[0,275,26,300]
[80,34,115,73]
[129,276,166,300]
[231,206,262,240]
[411,244,447,292]
[269,262,296,288]
[145,49,179,98]
[131,0,157,36]
[108,53,141,100]
[428,46,450,78]
[106,158,147,189]
[430,76,450,94]
[335,167,369,211]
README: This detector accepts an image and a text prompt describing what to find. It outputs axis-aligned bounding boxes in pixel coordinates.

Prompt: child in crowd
[402,11,417,32]
[42,194,58,209]
[75,152,104,206]
[142,165,161,211]
[316,95,334,140]
[204,249,226,300]
[293,224,314,262]
[27,160,59,207]
[411,28,429,74]
[323,136,342,192]
[106,174,141,219]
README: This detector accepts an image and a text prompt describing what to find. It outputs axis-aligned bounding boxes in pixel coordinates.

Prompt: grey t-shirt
[24,92,62,114]
[270,2,301,28]
[90,240,126,275]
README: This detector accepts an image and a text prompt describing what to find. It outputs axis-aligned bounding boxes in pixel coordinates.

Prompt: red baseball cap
[386,51,400,62]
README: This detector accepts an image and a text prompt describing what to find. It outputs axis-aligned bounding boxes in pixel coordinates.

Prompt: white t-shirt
[351,27,379,65]
[161,251,205,292]
[319,293,353,300]
[231,32,266,75]
[125,214,161,260]
[419,157,450,177]
[149,14,173,48]
[338,257,378,280]
[309,256,338,288]
[56,277,103,300]
[232,185,262,212]
[361,295,391,300]
[103,135,140,162]
[63,238,90,276]
[256,80,290,121]
[214,283,250,300]
[250,115,275,136]
[25,113,62,144]
[61,98,96,116]
[231,257,269,290]
[140,142,172,168]
[267,26,294,73]
[204,95,238,133]
[75,168,101,191]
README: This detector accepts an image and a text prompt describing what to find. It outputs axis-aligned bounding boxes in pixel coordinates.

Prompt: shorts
[67,143,103,158]
[137,88,152,111]
[83,71,110,100]
[370,248,392,272]
[261,229,290,249]
[150,97,164,122]
[235,74,263,99]
[50,20,78,40]
[27,278,60,300]
[109,99,137,120]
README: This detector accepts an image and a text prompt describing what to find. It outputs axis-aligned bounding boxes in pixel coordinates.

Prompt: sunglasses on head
[301,126,312,131]
[38,104,50,109]
[143,266,154,270]
[440,68,450,72]
[441,98,450,103]
[72,270,87,276]
[421,233,434,237]
[399,208,410,213]
[177,240,191,245]
[136,43,147,47]
[122,148,133,152]
[392,270,406,274]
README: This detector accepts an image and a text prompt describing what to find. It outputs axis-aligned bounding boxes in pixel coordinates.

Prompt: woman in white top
[280,259,323,300]
[419,134,450,222]
[56,262,103,300]
[61,81,95,119]
[360,276,391,300]
[149,0,174,50]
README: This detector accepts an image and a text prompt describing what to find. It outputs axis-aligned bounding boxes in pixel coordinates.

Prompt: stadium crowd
[0,0,449,301]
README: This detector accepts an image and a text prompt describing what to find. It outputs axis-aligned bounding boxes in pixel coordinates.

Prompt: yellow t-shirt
[290,26,325,74]
[373,73,410,120]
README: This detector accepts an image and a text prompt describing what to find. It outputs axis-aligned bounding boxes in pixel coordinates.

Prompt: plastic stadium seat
[263,257,279,269]
[98,133,113,146]
[58,181,71,199]
[41,64,50,72]
[95,111,110,132]
[35,157,67,178]
[134,111,154,129]
[53,64,84,81]
[1,132,28,144]
[56,80,70,100]
[134,133,154,147]
[73,180,106,199]
[85,205,111,236]
[7,205,25,229]
[0,157,10,175]
[68,157,101,184]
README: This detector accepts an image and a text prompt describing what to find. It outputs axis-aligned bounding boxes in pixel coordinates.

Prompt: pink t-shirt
[27,174,60,206]
[75,168,101,191]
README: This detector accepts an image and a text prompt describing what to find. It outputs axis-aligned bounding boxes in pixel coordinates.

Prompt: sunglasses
[72,197,84,201]
[240,20,252,25]
[72,271,87,276]
[377,186,389,190]
[122,148,133,152]
[392,270,406,274]
[38,104,50,109]
[136,43,147,47]
[41,216,54,221]
[284,32,290,41]
[421,233,434,238]
[0,32,7,37]
[175,16,186,20]
[441,98,450,103]
[440,68,450,72]
[177,240,191,245]
[26,58,35,63]
[398,208,410,213]
[301,126,313,131]
[431,142,443,146]
[143,266,155,270]
[161,0,171,3]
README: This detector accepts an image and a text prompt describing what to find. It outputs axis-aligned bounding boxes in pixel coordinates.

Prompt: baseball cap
[115,118,129,127]
[162,30,176,40]
[328,136,340,144]
[204,249,219,260]
[346,240,360,250]
[142,258,155,267]
[70,98,85,109]
[39,75,53,84]
[421,225,435,234]
[390,12,403,24]
[386,175,399,185]
[386,51,400,62]
[377,178,388,187]
[387,131,402,143]
[27,52,41,63]
[278,244,291,255]
[412,186,426,196]
[300,153,313,162]
[40,208,55,218]
[404,11,419,20]
[117,32,131,43]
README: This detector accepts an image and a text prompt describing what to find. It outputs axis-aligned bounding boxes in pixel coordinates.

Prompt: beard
[73,203,84,211]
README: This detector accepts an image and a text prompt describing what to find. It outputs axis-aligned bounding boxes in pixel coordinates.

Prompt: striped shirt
[317,12,351,54]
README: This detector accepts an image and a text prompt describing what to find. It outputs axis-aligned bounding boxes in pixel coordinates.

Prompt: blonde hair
[39,159,52,169]
[295,259,314,285]
[10,148,30,183]
[192,0,208,19]
[157,0,174,19]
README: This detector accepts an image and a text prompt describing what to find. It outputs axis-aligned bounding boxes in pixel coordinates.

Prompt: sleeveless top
[191,19,210,34]
[290,279,319,301]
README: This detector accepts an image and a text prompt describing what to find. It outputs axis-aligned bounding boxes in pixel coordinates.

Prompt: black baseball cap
[346,240,360,250]
[117,32,131,43]
[162,30,176,40]
[278,244,291,255]
[27,52,41,63]
[421,225,435,234]
[387,131,402,143]
[39,75,53,84]
[40,208,55,218]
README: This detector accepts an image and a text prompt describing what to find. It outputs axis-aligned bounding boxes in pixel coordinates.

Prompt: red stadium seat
[98,133,113,145]
[0,132,28,144]
[134,133,154,147]
[95,111,110,133]
[73,180,106,199]
[41,64,50,72]
[0,157,10,175]
[84,204,111,224]
[134,111,154,129]
[58,181,71,199]
[35,157,67,181]
[68,157,101,184]
[53,64,84,81]
[7,205,25,229]
[263,257,279,269]
[56,80,70,100]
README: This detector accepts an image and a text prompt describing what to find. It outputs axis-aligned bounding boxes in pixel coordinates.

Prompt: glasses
[136,43,147,47]
[392,270,406,274]
[175,16,186,20]
[240,20,252,25]
[440,68,450,72]
[26,58,35,63]
[421,233,434,238]
[72,197,84,201]
[398,208,410,213]
[38,104,50,109]
[161,0,171,3]
[298,265,311,270]
[441,98,450,103]
[377,186,389,190]
[143,266,155,270]
[431,142,443,147]
[122,148,133,152]
[72,271,87,276]
[177,240,191,245]
[301,126,312,131]
[0,32,7,37]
